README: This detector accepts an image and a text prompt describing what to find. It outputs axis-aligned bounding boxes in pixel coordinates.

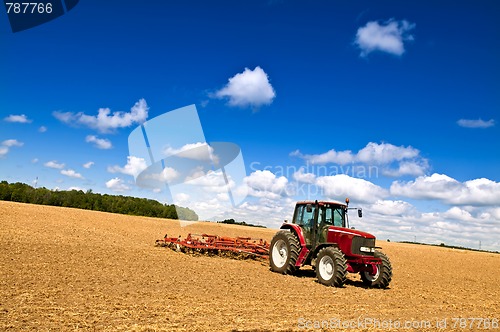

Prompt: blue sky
[1,1,499,250]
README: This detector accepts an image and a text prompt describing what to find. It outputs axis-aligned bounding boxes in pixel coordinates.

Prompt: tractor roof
[296,200,347,207]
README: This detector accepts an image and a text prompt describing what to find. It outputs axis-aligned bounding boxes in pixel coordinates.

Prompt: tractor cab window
[317,207,330,243]
[332,208,345,227]
[317,205,344,243]
[293,204,316,246]
[320,207,333,225]
[293,204,315,227]
[319,206,345,228]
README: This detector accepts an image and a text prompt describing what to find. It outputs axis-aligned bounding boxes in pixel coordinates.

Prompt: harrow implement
[155,233,270,260]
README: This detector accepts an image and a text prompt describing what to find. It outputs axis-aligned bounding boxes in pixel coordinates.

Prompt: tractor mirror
[358,208,363,218]
[306,204,312,213]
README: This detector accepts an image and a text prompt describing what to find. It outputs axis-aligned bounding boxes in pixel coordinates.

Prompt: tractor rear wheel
[269,230,300,275]
[315,247,347,287]
[360,251,392,289]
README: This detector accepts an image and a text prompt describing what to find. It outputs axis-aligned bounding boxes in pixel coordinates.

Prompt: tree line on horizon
[400,240,499,254]
[0,181,198,221]
[216,218,266,228]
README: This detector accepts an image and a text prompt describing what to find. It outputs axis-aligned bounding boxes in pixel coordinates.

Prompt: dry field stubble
[1,201,499,331]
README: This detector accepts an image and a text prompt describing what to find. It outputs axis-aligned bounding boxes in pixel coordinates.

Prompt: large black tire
[315,247,347,287]
[360,251,392,289]
[269,230,300,275]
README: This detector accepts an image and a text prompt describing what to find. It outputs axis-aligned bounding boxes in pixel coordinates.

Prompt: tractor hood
[328,226,376,239]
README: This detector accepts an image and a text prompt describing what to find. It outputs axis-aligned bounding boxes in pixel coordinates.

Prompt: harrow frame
[156,233,270,259]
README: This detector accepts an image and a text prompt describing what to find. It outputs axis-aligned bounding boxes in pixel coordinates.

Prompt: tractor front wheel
[315,247,347,287]
[269,230,300,275]
[360,251,392,289]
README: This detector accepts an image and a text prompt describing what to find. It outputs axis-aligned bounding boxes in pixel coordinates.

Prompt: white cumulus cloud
[183,170,236,195]
[293,167,316,184]
[357,142,420,164]
[85,135,112,149]
[44,160,65,169]
[316,174,388,203]
[214,66,276,108]
[163,142,218,163]
[290,149,355,165]
[244,170,290,199]
[382,160,429,177]
[292,142,420,165]
[355,204,500,252]
[144,167,180,184]
[216,196,297,229]
[106,178,130,192]
[4,114,32,123]
[60,169,84,179]
[390,173,500,206]
[38,126,47,133]
[457,118,495,128]
[0,139,23,157]
[369,199,417,216]
[291,142,428,177]
[108,156,148,177]
[391,173,464,200]
[355,19,415,57]
[83,161,94,169]
[53,99,149,133]
[175,193,190,203]
[2,139,24,147]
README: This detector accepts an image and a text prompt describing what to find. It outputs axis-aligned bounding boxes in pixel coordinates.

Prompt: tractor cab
[292,199,362,249]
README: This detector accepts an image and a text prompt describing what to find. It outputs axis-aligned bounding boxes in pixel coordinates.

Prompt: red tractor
[269,199,392,288]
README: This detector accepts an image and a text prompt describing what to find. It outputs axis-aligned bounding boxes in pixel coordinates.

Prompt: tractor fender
[280,223,307,247]
[312,243,339,258]
[280,224,310,267]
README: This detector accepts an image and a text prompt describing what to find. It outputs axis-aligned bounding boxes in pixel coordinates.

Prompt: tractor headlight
[360,246,375,253]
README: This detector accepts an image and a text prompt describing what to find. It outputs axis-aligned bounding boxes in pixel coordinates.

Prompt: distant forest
[216,218,266,228]
[0,181,198,221]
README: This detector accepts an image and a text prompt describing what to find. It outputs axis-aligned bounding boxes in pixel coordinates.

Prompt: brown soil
[1,201,499,331]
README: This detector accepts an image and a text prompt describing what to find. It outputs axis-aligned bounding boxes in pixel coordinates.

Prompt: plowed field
[1,201,499,331]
